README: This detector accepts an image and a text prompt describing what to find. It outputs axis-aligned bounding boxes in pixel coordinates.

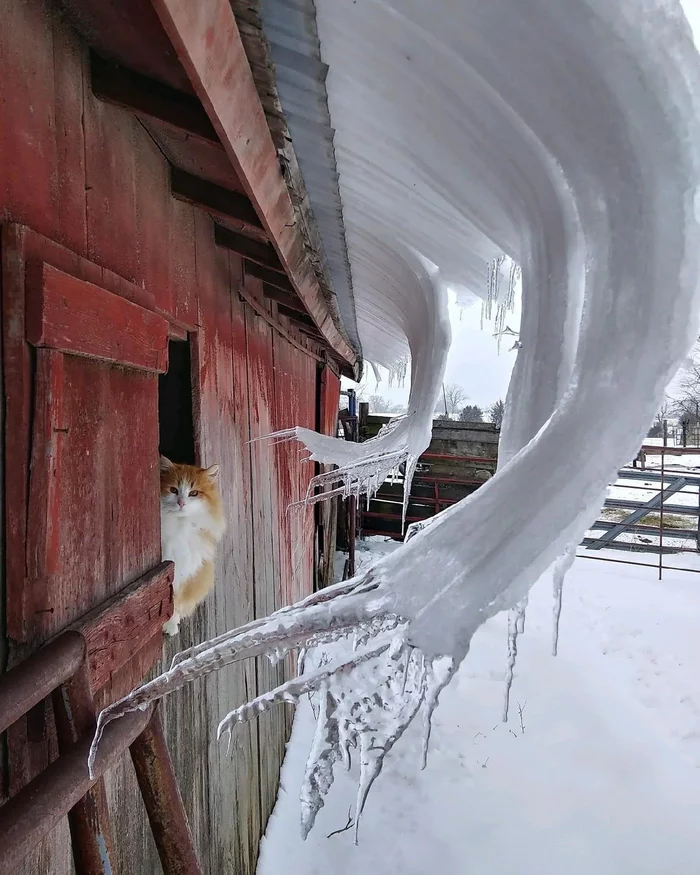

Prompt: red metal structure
[0,0,352,871]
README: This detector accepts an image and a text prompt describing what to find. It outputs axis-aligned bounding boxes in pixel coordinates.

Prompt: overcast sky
[344,291,521,411]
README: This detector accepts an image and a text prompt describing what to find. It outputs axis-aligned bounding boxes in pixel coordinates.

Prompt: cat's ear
[205,464,220,480]
[160,455,174,472]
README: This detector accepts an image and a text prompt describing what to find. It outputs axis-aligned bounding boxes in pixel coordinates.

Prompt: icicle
[217,639,393,739]
[388,355,409,388]
[552,545,576,657]
[502,600,525,722]
[300,685,342,838]
[420,655,454,770]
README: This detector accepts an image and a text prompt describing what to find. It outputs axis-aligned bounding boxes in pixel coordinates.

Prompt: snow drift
[90,0,700,840]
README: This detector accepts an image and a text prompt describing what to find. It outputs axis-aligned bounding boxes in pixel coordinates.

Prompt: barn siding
[0,1,330,871]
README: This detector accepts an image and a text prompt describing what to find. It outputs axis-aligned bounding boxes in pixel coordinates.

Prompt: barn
[0,0,359,872]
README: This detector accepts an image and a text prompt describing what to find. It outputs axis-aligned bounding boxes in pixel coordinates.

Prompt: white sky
[345,291,522,411]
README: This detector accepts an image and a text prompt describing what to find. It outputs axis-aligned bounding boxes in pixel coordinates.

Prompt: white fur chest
[161,514,217,591]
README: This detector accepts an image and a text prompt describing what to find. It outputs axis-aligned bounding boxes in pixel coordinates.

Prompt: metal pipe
[0,632,85,734]
[130,711,203,875]
[52,662,116,875]
[0,706,153,873]
[575,553,700,573]
[420,452,498,463]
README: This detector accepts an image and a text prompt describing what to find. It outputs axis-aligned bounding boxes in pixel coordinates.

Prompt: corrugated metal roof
[258,0,361,357]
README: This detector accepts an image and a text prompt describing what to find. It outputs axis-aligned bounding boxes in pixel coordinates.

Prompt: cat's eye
[189,490,199,497]
[170,487,178,495]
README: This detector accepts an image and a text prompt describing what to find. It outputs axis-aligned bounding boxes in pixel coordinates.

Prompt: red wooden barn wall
[0,1,337,872]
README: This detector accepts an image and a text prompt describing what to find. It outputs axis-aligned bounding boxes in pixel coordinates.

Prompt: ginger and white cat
[160,455,225,636]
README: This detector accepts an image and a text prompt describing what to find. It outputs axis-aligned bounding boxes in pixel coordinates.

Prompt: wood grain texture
[26,349,65,582]
[73,562,174,692]
[0,0,327,869]
[148,0,359,374]
[90,50,218,142]
[26,263,169,373]
[244,298,286,829]
[318,366,341,589]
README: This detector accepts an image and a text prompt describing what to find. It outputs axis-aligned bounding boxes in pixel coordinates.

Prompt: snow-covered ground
[257,538,700,875]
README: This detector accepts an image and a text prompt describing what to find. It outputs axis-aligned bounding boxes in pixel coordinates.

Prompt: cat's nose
[178,499,185,508]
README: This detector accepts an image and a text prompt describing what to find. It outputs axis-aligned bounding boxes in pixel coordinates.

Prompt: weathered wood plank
[318,366,341,589]
[214,225,283,272]
[90,50,219,142]
[277,304,318,332]
[25,263,169,373]
[83,81,140,282]
[244,300,286,829]
[3,225,34,642]
[26,349,65,584]
[148,0,359,375]
[0,0,58,241]
[72,562,174,692]
[245,259,296,295]
[261,283,306,314]
[51,12,88,254]
[171,167,265,238]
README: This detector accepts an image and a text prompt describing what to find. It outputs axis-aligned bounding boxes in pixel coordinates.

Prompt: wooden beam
[170,168,265,238]
[25,262,169,373]
[214,224,284,272]
[148,0,359,376]
[72,562,174,691]
[90,51,219,143]
[244,260,295,295]
[261,283,305,314]
[277,304,318,331]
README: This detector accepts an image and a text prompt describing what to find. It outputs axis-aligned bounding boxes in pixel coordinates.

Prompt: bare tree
[459,404,484,422]
[367,394,391,413]
[435,383,468,418]
[673,345,700,426]
[488,399,505,428]
[648,398,671,438]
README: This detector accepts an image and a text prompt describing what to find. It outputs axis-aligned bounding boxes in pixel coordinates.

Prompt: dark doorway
[158,338,195,464]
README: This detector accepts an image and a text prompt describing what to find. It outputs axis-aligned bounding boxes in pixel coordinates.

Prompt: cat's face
[160,456,221,520]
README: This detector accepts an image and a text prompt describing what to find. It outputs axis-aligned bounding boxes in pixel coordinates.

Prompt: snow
[257,544,700,875]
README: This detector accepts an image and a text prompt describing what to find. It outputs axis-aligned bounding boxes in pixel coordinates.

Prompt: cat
[159,455,225,636]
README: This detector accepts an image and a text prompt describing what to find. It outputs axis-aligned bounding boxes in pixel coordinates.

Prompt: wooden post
[52,662,116,875]
[130,710,203,875]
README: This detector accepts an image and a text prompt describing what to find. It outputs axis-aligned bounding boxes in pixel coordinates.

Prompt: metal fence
[579,444,700,578]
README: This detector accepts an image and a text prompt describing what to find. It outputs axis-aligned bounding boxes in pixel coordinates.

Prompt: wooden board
[244,296,286,828]
[149,0,359,374]
[73,562,174,692]
[317,366,341,589]
[26,263,169,372]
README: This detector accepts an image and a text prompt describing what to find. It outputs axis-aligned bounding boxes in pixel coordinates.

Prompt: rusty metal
[130,710,203,875]
[576,553,700,574]
[0,631,85,734]
[52,661,116,875]
[0,706,153,873]
[420,452,498,464]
